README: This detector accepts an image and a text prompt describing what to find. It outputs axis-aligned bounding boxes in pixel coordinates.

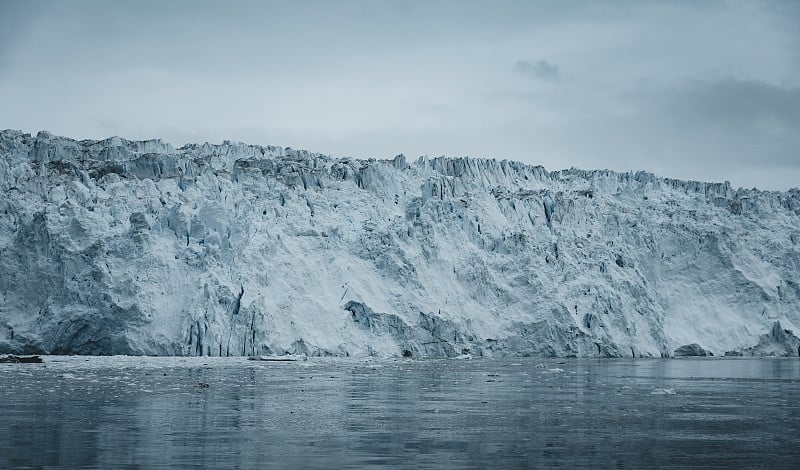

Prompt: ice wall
[1,129,799,357]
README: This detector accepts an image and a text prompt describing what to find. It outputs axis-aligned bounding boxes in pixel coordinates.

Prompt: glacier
[1,129,799,358]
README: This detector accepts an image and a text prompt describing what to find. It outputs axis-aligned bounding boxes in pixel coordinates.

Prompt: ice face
[1,129,799,357]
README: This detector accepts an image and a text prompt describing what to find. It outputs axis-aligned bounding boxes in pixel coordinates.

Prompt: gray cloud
[514,60,560,82]
[658,78,800,134]
[0,0,799,190]
[566,77,800,188]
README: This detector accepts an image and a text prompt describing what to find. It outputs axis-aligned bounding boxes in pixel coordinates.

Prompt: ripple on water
[0,357,799,469]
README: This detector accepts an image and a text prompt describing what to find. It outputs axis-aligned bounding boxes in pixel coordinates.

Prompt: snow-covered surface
[1,129,799,357]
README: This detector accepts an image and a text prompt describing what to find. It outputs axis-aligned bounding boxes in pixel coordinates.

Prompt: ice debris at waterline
[0,355,43,363]
[248,355,307,362]
[1,130,799,358]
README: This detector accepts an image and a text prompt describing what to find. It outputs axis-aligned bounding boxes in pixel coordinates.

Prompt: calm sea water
[1,356,799,469]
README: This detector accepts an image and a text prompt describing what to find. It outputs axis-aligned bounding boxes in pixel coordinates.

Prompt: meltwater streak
[1,357,799,469]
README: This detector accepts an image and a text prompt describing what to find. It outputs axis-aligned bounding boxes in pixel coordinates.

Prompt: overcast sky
[1,0,798,190]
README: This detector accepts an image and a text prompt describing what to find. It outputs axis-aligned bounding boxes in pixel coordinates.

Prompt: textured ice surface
[674,343,713,357]
[726,321,800,357]
[1,129,799,357]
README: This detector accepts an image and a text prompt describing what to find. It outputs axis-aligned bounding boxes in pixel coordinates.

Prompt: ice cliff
[1,129,799,358]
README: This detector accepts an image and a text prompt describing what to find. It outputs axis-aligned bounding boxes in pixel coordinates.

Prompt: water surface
[1,357,798,469]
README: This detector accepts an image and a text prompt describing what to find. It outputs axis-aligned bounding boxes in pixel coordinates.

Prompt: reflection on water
[1,357,799,469]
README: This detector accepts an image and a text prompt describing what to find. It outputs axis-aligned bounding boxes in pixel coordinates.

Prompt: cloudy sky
[1,0,798,189]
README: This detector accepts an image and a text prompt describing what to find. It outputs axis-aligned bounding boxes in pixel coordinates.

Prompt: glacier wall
[1,129,799,357]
